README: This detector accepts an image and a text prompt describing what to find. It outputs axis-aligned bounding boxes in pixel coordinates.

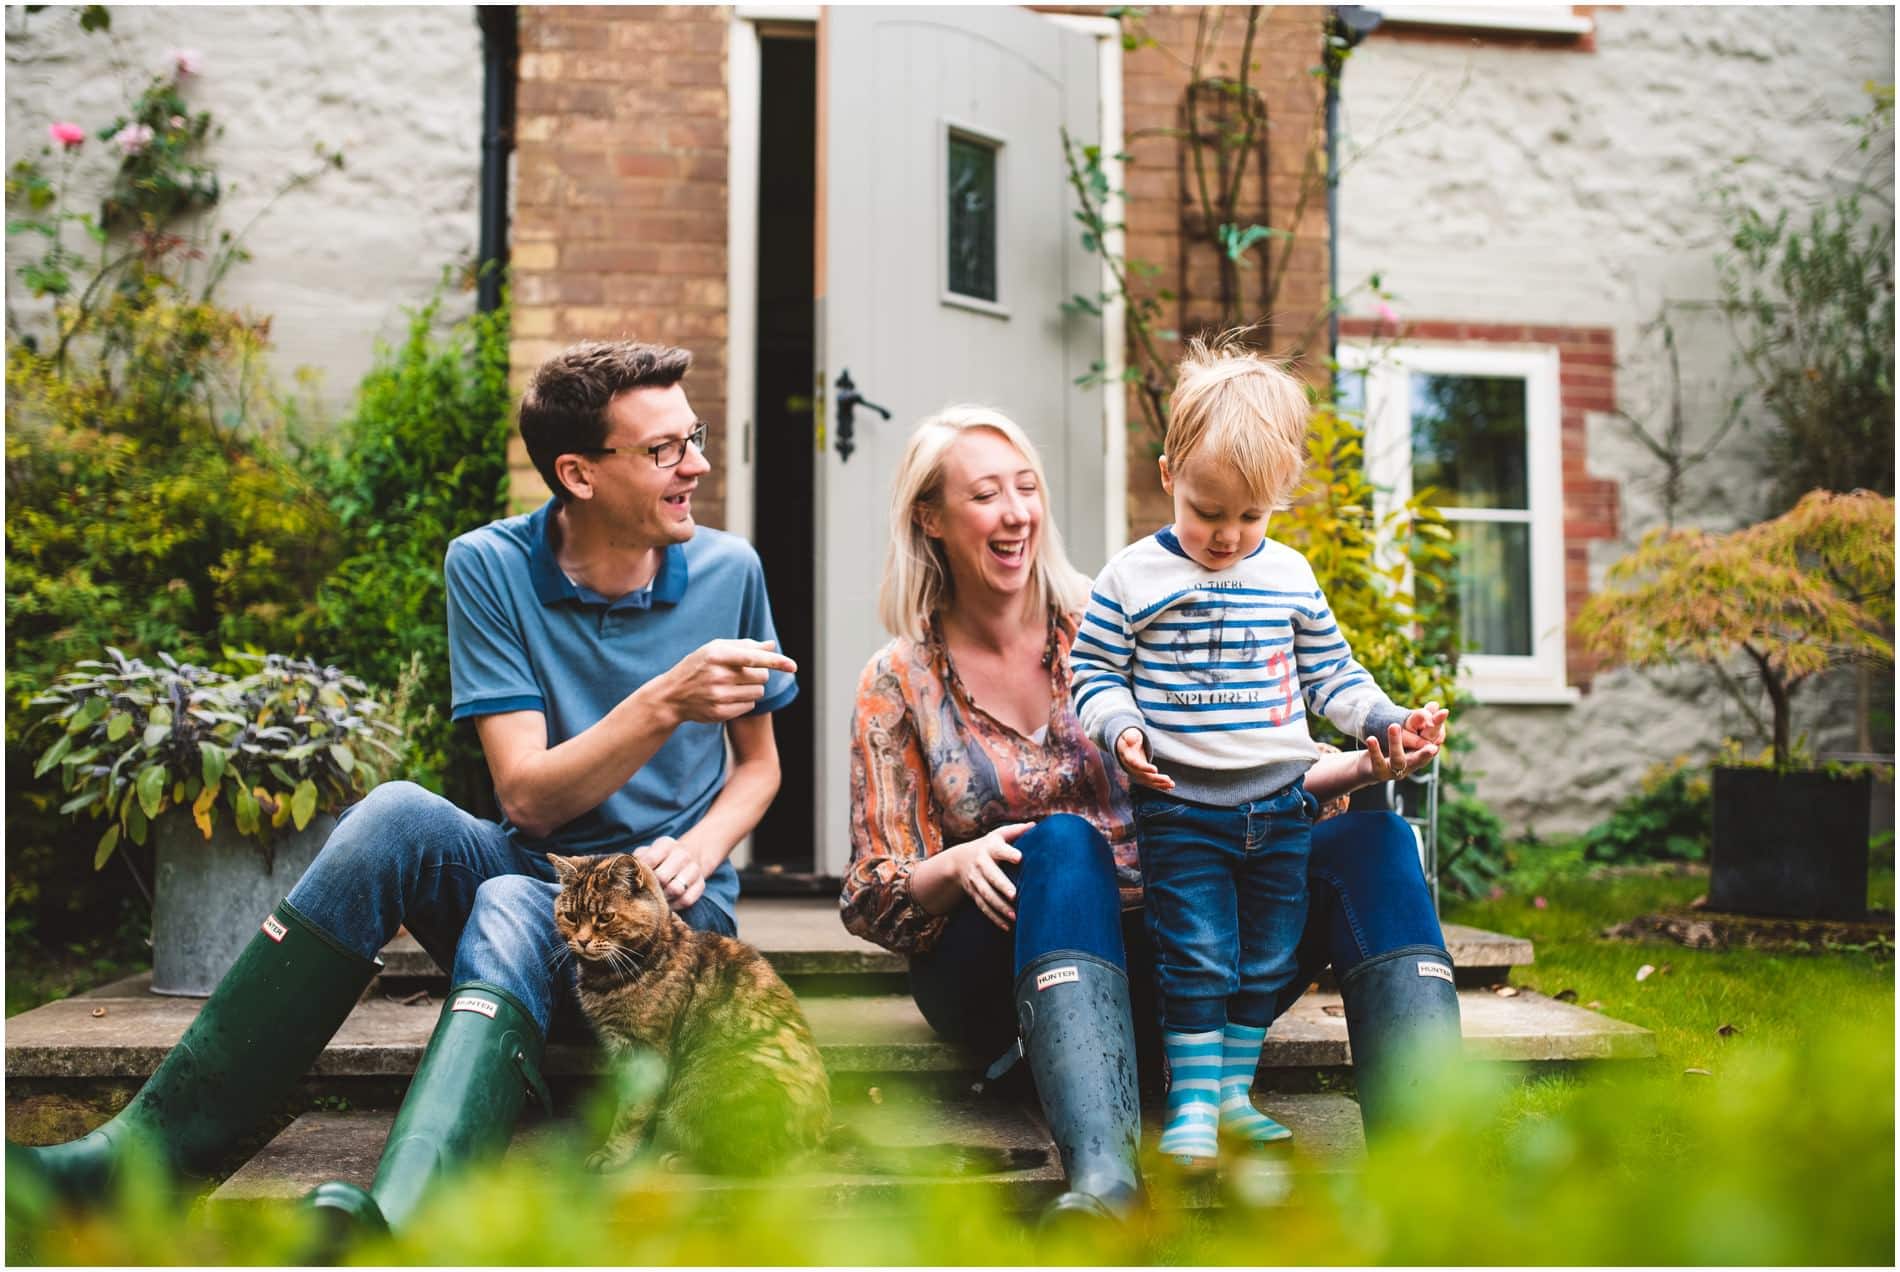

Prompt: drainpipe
[1325,6,1382,363]
[477,5,518,314]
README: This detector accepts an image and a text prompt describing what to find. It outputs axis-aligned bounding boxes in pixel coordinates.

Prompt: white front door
[812,7,1108,876]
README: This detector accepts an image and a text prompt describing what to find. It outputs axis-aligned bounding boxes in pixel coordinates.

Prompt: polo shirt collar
[527,500,691,609]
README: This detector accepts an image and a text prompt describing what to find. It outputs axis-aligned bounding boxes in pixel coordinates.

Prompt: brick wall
[1109,5,1332,535]
[1340,316,1622,690]
[510,5,731,521]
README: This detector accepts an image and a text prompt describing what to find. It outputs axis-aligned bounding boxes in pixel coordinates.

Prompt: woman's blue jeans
[283,781,735,1037]
[908,808,1446,1090]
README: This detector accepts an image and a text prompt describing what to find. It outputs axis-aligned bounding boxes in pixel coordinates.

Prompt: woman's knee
[1018,814,1114,882]
[1311,811,1444,959]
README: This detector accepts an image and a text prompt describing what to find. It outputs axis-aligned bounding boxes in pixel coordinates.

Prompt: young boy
[1071,339,1448,1166]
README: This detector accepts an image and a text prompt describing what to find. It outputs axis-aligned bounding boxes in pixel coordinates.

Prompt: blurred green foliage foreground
[8,863,1892,1265]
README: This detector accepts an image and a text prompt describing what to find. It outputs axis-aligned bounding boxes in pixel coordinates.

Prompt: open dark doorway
[746,33,818,878]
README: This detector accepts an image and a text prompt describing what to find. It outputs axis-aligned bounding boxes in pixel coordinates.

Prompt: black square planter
[1709,766,1873,920]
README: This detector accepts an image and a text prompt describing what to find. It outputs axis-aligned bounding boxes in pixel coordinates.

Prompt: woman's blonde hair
[878,405,1091,641]
[1164,333,1312,509]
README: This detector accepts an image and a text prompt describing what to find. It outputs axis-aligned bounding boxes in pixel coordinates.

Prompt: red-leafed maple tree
[1575,489,1894,769]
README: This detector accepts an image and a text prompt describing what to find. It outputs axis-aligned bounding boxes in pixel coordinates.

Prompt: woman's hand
[943,823,1034,930]
[1116,727,1175,791]
[1364,721,1439,783]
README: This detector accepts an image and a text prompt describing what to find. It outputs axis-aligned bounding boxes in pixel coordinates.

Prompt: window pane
[947,136,998,302]
[1334,365,1367,420]
[1451,520,1533,656]
[1410,373,1528,509]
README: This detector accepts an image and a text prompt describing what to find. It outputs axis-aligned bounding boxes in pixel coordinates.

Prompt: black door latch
[833,368,891,462]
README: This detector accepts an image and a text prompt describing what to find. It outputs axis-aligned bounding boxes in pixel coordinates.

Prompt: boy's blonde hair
[878,405,1091,641]
[1164,333,1312,509]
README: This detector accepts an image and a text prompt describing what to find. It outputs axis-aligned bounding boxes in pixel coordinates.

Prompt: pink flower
[115,123,155,156]
[169,48,203,76]
[168,115,187,130]
[1533,896,1548,909]
[48,121,86,149]
[1376,300,1401,328]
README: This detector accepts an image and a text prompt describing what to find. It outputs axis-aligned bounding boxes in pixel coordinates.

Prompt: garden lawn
[1447,856,1895,1075]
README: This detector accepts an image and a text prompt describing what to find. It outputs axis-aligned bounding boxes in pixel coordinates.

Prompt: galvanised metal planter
[149,813,337,996]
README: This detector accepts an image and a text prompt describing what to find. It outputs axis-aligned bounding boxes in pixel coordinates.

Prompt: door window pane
[947,135,998,302]
[1410,373,1527,509]
[1451,520,1533,656]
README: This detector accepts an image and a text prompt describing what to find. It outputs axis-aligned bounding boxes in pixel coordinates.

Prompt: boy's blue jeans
[1132,780,1320,1032]
[283,781,735,1037]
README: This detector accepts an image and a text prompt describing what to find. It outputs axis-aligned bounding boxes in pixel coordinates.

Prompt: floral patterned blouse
[840,610,1141,956]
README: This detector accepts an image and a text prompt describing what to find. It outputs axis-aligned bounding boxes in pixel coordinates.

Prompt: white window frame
[1339,341,1579,706]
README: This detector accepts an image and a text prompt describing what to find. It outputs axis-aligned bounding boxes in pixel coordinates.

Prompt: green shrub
[305,284,512,805]
[1578,757,1713,866]
[1438,786,1510,899]
[5,295,341,948]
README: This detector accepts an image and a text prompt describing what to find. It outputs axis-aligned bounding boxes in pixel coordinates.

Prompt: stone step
[208,1091,1368,1213]
[367,899,1534,987]
[4,984,1651,1087]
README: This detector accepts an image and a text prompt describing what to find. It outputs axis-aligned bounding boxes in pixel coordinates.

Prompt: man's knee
[314,780,464,874]
[469,873,551,924]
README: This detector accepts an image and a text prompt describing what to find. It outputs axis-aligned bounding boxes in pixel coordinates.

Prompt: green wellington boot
[306,982,552,1236]
[8,900,381,1203]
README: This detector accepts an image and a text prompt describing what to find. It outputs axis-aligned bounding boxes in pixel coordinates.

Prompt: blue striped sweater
[1071,528,1410,804]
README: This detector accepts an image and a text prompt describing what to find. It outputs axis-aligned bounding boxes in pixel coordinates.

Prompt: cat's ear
[620,853,659,897]
[546,853,579,885]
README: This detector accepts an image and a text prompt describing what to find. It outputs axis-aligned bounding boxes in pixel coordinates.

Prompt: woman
[840,406,1462,1222]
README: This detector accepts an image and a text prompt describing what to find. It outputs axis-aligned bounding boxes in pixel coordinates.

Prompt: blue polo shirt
[443,501,797,919]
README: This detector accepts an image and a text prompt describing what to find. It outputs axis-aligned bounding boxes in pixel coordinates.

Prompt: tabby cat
[550,852,1043,1178]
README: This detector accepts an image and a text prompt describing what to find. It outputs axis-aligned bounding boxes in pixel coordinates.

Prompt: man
[11,342,798,1234]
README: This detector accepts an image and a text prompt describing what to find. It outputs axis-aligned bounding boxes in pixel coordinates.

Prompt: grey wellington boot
[7,901,379,1205]
[305,982,552,1238]
[1338,944,1464,1143]
[1014,950,1143,1224]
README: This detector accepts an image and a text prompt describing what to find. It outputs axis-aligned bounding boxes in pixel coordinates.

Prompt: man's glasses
[584,422,707,470]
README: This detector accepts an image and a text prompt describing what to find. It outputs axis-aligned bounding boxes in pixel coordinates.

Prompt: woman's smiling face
[922,427,1044,607]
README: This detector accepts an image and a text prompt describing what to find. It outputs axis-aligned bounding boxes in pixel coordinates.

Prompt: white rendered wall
[1336,6,1894,832]
[5,5,486,416]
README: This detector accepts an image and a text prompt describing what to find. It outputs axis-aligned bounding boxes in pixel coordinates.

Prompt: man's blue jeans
[284,781,735,1037]
[1133,781,1319,1032]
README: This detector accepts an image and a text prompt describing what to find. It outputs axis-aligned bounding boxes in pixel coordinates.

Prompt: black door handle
[833,368,891,462]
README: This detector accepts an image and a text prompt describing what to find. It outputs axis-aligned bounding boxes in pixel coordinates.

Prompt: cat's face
[547,852,669,965]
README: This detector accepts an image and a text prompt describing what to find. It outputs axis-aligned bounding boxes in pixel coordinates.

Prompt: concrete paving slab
[212,1092,1063,1205]
[11,986,1649,1082]
[210,1092,1366,1213]
[365,906,1532,982]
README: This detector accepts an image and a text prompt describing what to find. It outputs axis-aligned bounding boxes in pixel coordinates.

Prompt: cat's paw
[585,1147,633,1173]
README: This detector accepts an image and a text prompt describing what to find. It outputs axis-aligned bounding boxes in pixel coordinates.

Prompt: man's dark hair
[518,341,694,501]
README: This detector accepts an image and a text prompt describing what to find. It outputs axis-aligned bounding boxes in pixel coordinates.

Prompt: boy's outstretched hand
[1116,727,1175,791]
[1400,701,1450,749]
